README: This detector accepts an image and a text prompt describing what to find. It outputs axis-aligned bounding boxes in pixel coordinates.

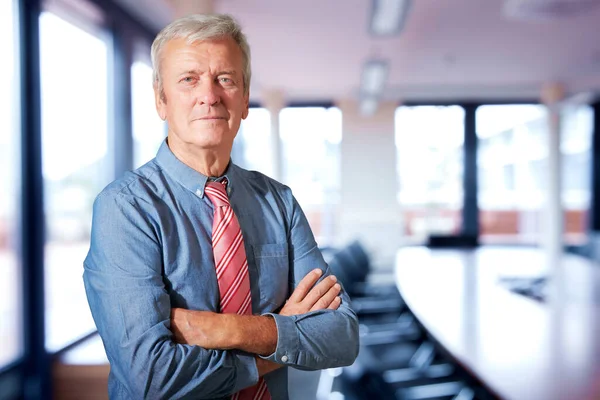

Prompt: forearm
[264,305,359,370]
[170,310,281,375]
[173,309,278,356]
[224,314,278,356]
[281,198,359,368]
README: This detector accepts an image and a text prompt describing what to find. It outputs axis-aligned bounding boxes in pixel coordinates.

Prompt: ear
[154,82,167,121]
[241,93,250,120]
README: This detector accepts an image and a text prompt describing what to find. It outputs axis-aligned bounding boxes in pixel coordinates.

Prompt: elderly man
[83,13,359,400]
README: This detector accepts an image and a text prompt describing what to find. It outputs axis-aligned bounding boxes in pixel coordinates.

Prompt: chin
[189,131,232,149]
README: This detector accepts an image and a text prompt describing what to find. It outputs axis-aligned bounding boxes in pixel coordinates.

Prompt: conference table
[394,246,600,400]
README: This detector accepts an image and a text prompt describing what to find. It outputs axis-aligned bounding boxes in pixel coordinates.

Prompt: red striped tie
[204,180,271,400]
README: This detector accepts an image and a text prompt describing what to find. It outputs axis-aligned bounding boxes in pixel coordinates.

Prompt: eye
[219,77,234,84]
[180,76,196,84]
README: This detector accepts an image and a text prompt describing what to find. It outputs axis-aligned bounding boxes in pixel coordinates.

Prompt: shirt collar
[155,139,236,199]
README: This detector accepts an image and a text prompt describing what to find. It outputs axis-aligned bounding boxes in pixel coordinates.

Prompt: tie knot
[205,180,230,207]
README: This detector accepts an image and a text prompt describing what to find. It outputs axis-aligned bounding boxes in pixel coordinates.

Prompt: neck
[167,137,231,177]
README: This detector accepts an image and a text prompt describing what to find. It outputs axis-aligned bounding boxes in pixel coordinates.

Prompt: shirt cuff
[233,351,260,392]
[259,313,299,365]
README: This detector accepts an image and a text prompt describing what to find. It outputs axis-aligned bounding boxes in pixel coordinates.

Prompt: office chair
[334,343,474,400]
[328,241,418,336]
[334,240,401,299]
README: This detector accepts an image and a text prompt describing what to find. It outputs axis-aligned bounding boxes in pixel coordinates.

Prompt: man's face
[155,37,249,151]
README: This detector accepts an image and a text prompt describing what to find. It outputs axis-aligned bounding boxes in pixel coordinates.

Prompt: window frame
[0,0,158,397]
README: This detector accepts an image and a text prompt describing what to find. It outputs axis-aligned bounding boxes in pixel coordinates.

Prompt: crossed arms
[170,268,343,376]
[83,191,359,399]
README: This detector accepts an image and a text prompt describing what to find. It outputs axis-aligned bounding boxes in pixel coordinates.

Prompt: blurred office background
[1,0,600,399]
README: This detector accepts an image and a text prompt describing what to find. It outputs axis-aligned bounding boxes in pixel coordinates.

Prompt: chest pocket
[251,243,289,310]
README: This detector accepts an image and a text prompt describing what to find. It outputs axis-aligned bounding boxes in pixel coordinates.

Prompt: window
[476,104,592,245]
[561,105,593,245]
[132,45,166,168]
[232,107,274,177]
[39,10,110,351]
[477,105,548,244]
[395,106,465,244]
[0,0,22,368]
[280,107,342,246]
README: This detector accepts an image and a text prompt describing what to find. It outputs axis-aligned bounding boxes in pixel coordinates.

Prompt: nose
[197,79,220,106]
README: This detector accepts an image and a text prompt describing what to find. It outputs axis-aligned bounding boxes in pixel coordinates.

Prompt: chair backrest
[348,240,370,273]
[333,247,364,285]
[328,240,373,290]
[327,254,354,289]
[338,240,370,284]
[338,365,397,400]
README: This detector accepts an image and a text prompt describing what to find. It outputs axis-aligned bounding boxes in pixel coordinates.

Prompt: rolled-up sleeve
[260,193,360,370]
[83,189,258,399]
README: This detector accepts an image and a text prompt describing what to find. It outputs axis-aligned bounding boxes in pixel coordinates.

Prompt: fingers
[302,275,338,310]
[287,268,323,303]
[310,282,342,312]
[327,296,342,310]
[280,269,343,317]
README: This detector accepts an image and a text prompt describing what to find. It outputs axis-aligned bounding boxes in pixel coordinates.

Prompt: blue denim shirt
[83,140,359,400]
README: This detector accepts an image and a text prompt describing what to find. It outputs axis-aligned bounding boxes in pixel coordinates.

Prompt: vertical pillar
[462,104,479,240]
[19,0,51,397]
[109,21,133,178]
[589,101,600,260]
[541,83,565,264]
[541,83,566,305]
[337,99,402,269]
[262,89,285,181]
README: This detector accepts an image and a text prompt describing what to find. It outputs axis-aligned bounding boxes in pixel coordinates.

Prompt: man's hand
[280,269,342,316]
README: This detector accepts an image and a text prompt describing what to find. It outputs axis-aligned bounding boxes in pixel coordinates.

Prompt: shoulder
[95,160,164,209]
[231,164,301,220]
[232,163,292,198]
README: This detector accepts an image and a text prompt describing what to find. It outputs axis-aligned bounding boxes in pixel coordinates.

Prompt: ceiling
[114,0,600,103]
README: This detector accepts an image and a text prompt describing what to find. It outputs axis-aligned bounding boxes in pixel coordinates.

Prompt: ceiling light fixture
[361,60,389,96]
[370,0,413,36]
[504,0,600,20]
[359,60,389,116]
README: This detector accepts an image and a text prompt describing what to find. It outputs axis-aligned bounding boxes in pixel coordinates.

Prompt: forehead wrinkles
[161,38,242,77]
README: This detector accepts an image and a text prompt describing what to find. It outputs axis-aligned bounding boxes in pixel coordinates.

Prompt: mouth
[195,116,227,121]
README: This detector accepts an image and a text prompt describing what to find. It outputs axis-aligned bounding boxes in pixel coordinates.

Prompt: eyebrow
[178,69,201,77]
[178,69,238,77]
[216,70,237,76]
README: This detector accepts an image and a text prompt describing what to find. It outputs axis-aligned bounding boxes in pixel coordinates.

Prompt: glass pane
[280,107,342,247]
[234,107,273,176]
[132,59,166,168]
[395,106,465,244]
[0,0,22,367]
[40,11,109,351]
[561,105,593,246]
[477,105,548,245]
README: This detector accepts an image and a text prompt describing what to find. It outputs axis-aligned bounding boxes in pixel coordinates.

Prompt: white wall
[337,99,403,269]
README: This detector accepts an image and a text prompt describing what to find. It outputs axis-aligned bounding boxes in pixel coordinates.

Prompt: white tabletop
[394,246,600,400]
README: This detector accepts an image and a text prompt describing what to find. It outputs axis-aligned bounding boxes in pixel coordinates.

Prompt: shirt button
[281,355,288,363]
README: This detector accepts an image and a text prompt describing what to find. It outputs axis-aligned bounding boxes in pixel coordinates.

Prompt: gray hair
[151,14,252,99]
